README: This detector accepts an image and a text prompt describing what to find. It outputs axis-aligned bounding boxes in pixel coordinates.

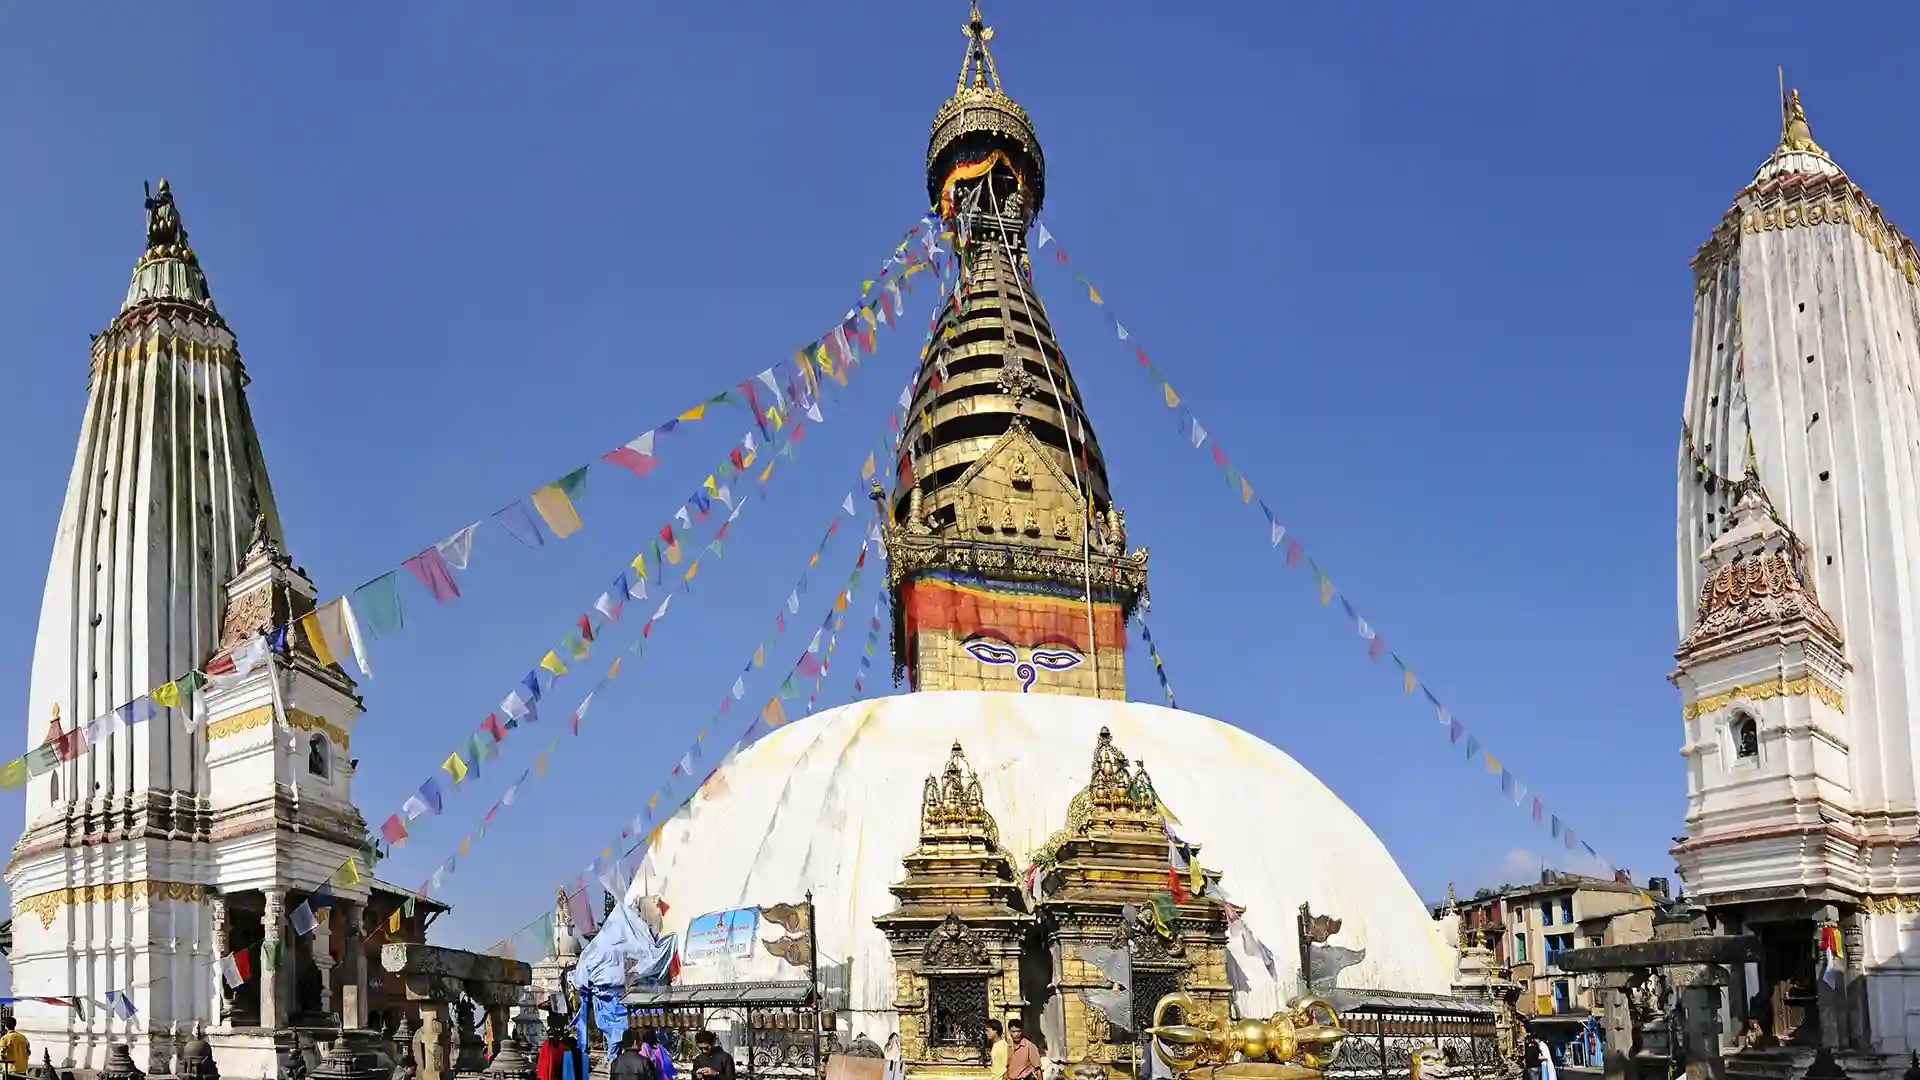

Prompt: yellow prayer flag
[1163,384,1180,408]
[647,823,665,844]
[389,908,403,934]
[665,541,683,565]
[1157,799,1182,827]
[762,699,788,728]
[753,645,765,668]
[152,681,181,709]
[861,453,876,480]
[862,306,878,332]
[1318,575,1333,605]
[808,552,820,568]
[703,475,719,497]
[601,846,612,859]
[630,552,648,579]
[530,484,584,539]
[1240,478,1253,504]
[695,728,707,742]
[1088,284,1104,305]
[678,404,706,422]
[607,658,623,679]
[795,349,818,398]
[861,279,875,296]
[759,462,775,483]
[0,758,27,789]
[1404,668,1417,693]
[459,837,472,856]
[647,793,659,810]
[540,651,569,678]
[1190,859,1203,896]
[442,753,468,784]
[766,406,784,432]
[299,603,343,668]
[334,857,361,886]
[684,559,700,582]
[1485,754,1501,774]
[834,591,848,612]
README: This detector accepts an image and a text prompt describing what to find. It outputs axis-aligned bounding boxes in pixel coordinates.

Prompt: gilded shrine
[875,728,1233,1080]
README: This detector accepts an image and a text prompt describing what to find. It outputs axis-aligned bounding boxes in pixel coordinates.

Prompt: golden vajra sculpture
[1146,992,1346,1080]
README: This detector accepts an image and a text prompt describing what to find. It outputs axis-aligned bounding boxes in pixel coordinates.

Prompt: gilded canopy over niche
[922,913,991,969]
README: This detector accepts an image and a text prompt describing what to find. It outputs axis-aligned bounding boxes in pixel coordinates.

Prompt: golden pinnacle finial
[1779,86,1826,157]
[956,0,1000,95]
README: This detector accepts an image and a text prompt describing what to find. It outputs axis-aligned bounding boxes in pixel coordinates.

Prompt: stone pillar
[486,1004,511,1059]
[341,901,368,1031]
[262,889,287,1031]
[314,903,337,1022]
[1680,969,1726,1080]
[1600,976,1638,1080]
[211,893,233,1025]
[1816,914,1847,1051]
[415,1001,451,1080]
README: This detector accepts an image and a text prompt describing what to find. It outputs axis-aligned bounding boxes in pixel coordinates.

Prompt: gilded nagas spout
[1146,992,1346,1080]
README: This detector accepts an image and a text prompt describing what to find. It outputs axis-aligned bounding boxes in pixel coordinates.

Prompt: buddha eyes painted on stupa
[961,630,1083,692]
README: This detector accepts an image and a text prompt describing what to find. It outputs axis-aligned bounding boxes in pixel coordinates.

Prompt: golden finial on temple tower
[957,0,1001,94]
[1778,83,1827,157]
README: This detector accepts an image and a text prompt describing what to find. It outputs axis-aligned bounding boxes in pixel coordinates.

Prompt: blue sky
[0,2,1907,951]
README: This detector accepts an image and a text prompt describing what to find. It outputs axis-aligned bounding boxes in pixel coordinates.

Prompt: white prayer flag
[437,523,479,570]
[757,369,784,404]
[594,592,620,620]
[1190,421,1208,449]
[289,902,318,937]
[626,575,649,602]
[807,402,824,423]
[653,596,672,621]
[787,591,801,614]
[1035,222,1054,248]
[340,596,375,679]
[842,494,855,516]
[732,678,746,699]
[1270,520,1286,548]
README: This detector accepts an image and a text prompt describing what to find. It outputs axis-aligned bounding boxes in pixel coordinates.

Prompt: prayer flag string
[1036,219,1648,896]
[481,367,927,951]
[7,216,947,789]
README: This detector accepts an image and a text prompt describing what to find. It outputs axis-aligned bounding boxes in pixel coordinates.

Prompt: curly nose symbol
[1015,662,1036,692]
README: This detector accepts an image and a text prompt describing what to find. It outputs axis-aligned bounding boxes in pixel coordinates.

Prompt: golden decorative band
[1683,675,1844,721]
[15,880,212,929]
[205,704,350,750]
[1862,895,1920,915]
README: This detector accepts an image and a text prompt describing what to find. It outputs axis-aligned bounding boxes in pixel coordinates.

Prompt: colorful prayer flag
[530,468,588,539]
[604,432,659,478]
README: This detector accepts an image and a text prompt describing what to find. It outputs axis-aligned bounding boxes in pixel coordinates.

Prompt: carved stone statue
[144,179,187,250]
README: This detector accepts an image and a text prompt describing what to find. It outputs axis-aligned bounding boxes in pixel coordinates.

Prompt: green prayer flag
[350,572,405,638]
[557,465,589,503]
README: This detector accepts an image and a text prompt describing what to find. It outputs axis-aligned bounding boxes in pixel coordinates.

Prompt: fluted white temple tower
[9,183,373,1075]
[1673,90,1920,1066]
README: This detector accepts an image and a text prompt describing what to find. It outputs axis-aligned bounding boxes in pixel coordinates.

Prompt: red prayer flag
[234,950,253,982]
[659,524,675,546]
[403,547,462,603]
[380,814,408,845]
[577,615,594,643]
[1212,444,1228,468]
[1136,346,1151,367]
[482,714,507,743]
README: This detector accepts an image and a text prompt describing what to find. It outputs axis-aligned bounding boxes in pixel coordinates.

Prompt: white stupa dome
[626,691,1451,1041]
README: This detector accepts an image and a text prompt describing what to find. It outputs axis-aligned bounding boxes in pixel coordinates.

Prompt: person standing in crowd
[612,1031,660,1080]
[1004,1020,1042,1080]
[0,1016,28,1076]
[536,1022,569,1080]
[640,1027,678,1080]
[691,1030,735,1080]
[984,1019,1007,1080]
